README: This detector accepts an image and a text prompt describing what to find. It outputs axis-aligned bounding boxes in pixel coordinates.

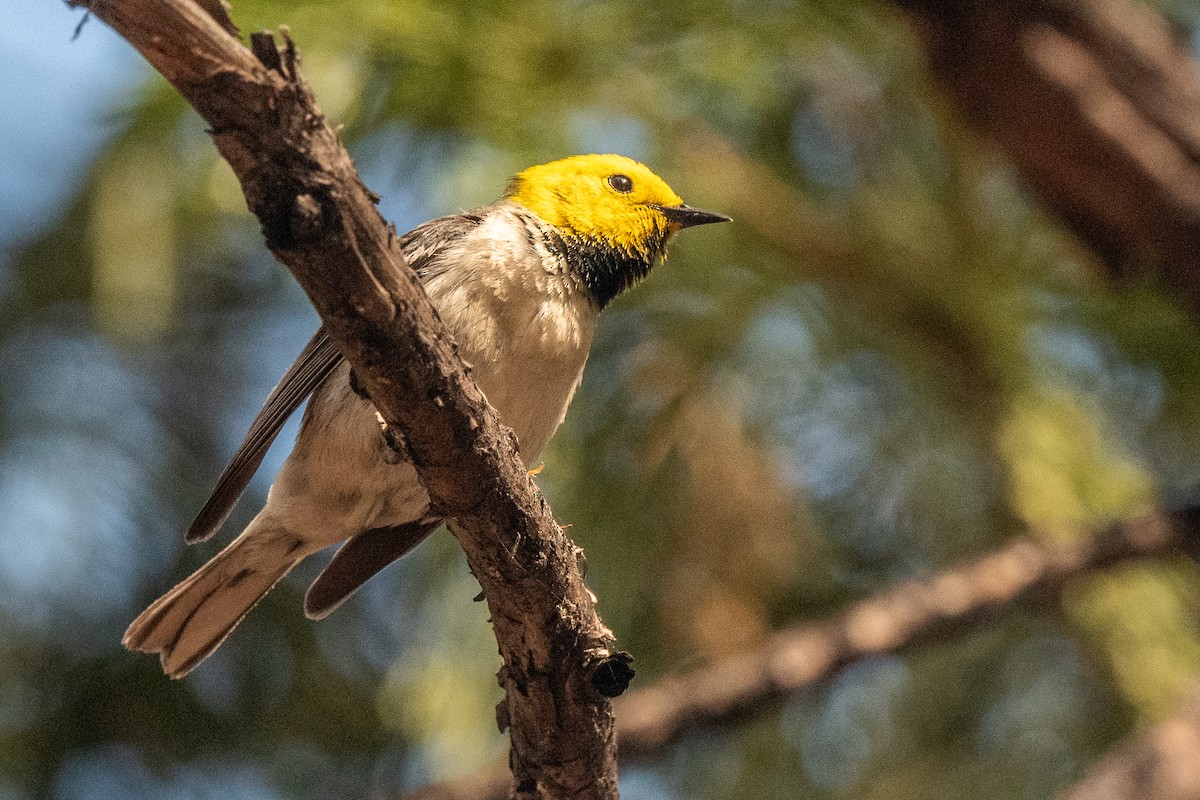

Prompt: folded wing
[186,327,343,543]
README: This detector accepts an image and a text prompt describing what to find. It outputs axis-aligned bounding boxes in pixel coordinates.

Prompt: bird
[123,153,730,678]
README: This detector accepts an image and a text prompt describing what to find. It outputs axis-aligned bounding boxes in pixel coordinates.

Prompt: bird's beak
[652,204,732,228]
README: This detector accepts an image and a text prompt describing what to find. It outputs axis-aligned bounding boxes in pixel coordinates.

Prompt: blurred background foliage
[5,0,1200,797]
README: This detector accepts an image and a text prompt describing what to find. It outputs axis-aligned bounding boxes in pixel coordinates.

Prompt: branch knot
[590,651,635,698]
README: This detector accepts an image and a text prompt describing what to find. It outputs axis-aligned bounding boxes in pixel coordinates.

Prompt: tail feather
[304,519,440,620]
[124,523,305,678]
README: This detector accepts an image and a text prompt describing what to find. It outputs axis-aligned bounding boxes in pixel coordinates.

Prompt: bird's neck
[544,228,665,310]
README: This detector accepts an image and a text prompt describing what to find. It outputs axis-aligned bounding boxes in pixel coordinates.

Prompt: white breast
[263,208,597,545]
[423,210,598,462]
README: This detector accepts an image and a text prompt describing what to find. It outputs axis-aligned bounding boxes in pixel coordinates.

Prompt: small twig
[69,7,91,40]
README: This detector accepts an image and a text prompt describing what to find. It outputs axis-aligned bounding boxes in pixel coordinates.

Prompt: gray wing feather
[186,328,342,543]
[398,209,487,281]
[186,209,488,544]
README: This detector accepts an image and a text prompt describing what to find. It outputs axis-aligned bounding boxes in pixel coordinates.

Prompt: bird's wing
[398,208,487,282]
[186,209,490,544]
[303,518,442,619]
[186,327,343,543]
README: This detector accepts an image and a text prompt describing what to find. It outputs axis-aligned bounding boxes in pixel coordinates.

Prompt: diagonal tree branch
[406,506,1200,800]
[69,1,623,796]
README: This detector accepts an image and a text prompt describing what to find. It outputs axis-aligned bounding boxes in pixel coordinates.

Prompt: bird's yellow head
[507,154,729,307]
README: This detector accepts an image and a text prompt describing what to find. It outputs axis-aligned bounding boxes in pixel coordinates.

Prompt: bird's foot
[528,463,545,476]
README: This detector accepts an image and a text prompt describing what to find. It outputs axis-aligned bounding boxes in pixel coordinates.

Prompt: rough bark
[407,507,1200,800]
[893,0,1200,316]
[69,1,620,796]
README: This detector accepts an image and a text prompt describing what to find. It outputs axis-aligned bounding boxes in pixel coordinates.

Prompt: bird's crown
[506,154,685,255]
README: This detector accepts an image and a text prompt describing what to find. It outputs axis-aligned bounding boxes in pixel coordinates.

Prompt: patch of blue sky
[0,2,144,258]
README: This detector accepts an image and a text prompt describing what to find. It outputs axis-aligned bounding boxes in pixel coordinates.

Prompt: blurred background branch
[616,507,1200,759]
[893,0,1200,315]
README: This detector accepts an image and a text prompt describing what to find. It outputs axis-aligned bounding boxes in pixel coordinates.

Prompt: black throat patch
[543,228,667,310]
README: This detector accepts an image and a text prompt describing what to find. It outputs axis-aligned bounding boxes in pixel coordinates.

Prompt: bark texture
[72,1,619,796]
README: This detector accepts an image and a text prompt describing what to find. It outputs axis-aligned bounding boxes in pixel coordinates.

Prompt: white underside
[260,208,597,548]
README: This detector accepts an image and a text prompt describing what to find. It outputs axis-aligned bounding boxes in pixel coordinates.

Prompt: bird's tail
[123,517,306,678]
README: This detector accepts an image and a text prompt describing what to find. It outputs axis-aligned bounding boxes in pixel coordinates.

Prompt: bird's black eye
[608,174,634,193]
